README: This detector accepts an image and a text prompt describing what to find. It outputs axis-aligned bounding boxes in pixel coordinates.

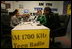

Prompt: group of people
[10,7,62,47]
[10,7,61,31]
[37,7,60,30]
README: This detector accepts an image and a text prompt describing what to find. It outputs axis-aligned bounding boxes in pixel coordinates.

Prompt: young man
[44,7,61,29]
[10,9,21,28]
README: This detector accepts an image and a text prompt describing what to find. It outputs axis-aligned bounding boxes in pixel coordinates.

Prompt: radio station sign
[11,29,50,48]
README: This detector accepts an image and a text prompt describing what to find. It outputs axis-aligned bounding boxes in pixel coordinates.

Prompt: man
[10,9,21,28]
[44,7,61,48]
[44,7,61,30]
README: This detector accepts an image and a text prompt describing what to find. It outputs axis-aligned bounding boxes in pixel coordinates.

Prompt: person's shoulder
[54,13,59,15]
[49,12,54,16]
[51,12,55,14]
[13,15,16,18]
[41,14,45,16]
[51,12,59,16]
[41,15,45,17]
[11,15,16,19]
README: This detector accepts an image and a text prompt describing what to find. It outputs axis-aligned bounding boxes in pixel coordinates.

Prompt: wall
[4,1,64,15]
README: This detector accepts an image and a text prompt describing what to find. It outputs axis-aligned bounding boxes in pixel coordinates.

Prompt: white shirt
[10,15,20,28]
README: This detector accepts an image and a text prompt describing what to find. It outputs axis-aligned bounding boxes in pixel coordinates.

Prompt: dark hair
[13,9,18,15]
[44,7,51,13]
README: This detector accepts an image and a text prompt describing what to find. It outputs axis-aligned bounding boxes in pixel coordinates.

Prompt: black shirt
[45,13,61,30]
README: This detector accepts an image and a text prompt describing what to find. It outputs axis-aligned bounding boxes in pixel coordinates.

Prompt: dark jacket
[44,12,61,30]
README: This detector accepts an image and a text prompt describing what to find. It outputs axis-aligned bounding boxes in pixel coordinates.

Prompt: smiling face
[37,10,42,16]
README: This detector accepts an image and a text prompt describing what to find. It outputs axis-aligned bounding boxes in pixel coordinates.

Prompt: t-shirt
[10,16,20,28]
[37,15,46,25]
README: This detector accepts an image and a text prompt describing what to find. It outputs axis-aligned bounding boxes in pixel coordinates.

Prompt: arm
[10,16,19,28]
[41,16,46,25]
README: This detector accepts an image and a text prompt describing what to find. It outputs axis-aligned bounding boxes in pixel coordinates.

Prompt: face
[37,10,42,16]
[44,10,49,15]
[16,12,19,17]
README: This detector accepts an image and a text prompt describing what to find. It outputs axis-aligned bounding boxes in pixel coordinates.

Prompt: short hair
[37,10,42,13]
[44,7,51,12]
[13,9,18,15]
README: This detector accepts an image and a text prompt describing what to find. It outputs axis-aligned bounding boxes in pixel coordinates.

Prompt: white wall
[5,1,14,12]
[4,1,64,15]
[44,1,64,15]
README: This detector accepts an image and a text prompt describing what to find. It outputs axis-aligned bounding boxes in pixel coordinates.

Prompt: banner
[12,29,50,48]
